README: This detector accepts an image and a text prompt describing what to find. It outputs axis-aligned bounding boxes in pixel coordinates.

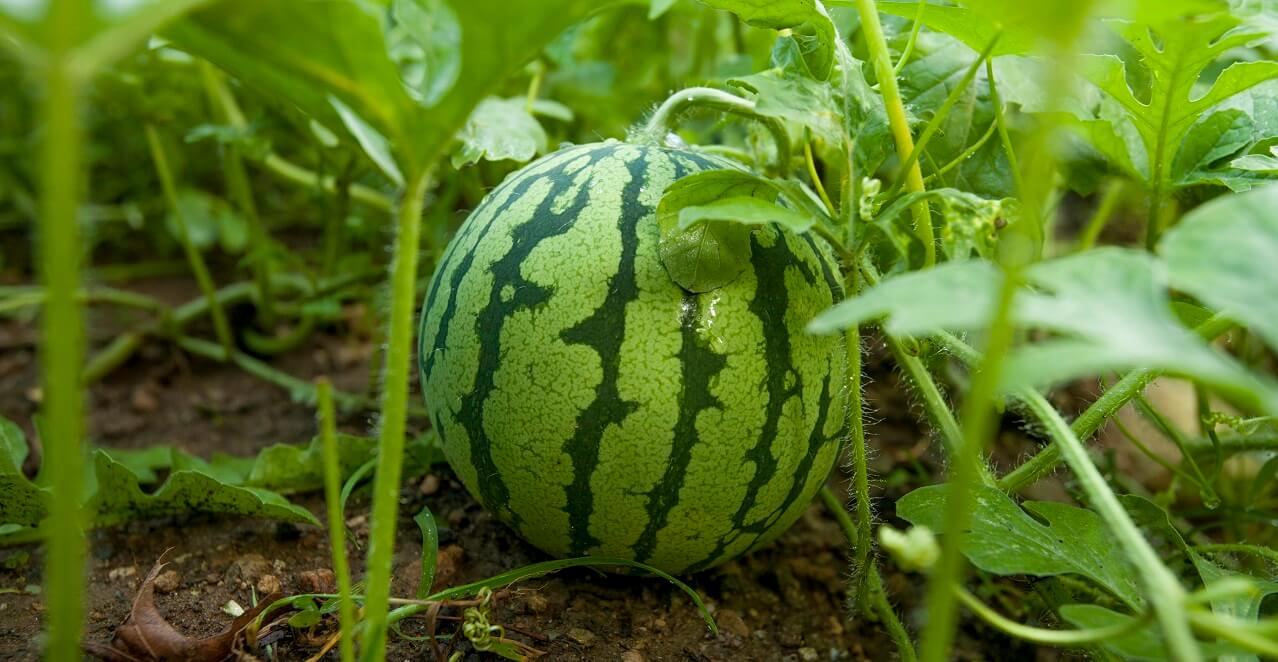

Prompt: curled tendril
[461,587,505,652]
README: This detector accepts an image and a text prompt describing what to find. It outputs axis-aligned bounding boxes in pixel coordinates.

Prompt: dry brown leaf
[84,553,282,662]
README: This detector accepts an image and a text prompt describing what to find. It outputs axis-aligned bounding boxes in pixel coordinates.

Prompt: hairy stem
[643,86,791,174]
[359,168,432,660]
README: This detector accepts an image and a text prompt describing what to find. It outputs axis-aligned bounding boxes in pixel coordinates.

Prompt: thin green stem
[885,334,995,486]
[993,314,1236,492]
[805,138,837,216]
[821,487,915,661]
[1132,395,1218,507]
[887,35,1000,199]
[39,3,87,656]
[922,120,996,186]
[893,0,926,75]
[1020,394,1201,661]
[261,152,393,212]
[849,0,934,267]
[846,319,873,609]
[317,379,356,662]
[955,586,1150,645]
[1110,415,1203,489]
[145,124,235,360]
[985,58,1025,198]
[642,86,791,174]
[1190,610,1278,659]
[919,268,1019,662]
[869,568,918,662]
[200,62,275,328]
[1075,179,1124,252]
[360,168,433,661]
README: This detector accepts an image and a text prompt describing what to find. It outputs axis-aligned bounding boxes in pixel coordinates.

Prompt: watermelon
[419,140,846,574]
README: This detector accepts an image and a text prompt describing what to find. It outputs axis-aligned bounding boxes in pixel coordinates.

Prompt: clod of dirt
[228,554,270,587]
[620,651,645,662]
[798,646,819,662]
[434,544,465,590]
[152,570,180,594]
[419,474,441,496]
[297,569,335,593]
[255,574,282,595]
[566,627,596,645]
[130,386,158,413]
[83,557,280,662]
[716,609,750,638]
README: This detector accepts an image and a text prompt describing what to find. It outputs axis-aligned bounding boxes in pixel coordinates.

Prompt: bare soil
[0,276,1055,661]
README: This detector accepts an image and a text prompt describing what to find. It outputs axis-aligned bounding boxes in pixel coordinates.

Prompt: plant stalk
[145,124,236,360]
[317,379,356,662]
[359,168,432,661]
[39,4,87,657]
[918,268,1019,662]
[849,0,935,267]
[643,86,791,174]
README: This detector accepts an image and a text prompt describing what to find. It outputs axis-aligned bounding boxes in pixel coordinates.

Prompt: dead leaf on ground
[84,552,283,662]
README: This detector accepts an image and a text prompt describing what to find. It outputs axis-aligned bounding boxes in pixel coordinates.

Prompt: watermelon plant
[2,0,1278,660]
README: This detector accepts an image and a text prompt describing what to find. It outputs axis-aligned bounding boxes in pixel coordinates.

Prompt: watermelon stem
[641,86,791,174]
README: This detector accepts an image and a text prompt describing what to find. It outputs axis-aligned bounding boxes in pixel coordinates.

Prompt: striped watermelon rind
[419,140,846,574]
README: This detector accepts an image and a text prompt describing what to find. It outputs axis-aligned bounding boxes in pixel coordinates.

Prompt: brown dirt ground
[0,277,1064,661]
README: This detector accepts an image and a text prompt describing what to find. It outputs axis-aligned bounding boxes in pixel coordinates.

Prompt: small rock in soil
[446,509,466,527]
[716,609,750,638]
[108,566,137,581]
[256,574,282,595]
[298,569,335,593]
[621,651,645,662]
[153,569,181,593]
[419,474,441,495]
[523,593,549,613]
[567,627,596,646]
[130,386,158,412]
[798,647,819,662]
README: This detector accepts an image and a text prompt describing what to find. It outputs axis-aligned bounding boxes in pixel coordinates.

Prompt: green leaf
[1075,13,1278,191]
[659,220,755,293]
[390,0,461,106]
[810,249,1278,408]
[657,168,774,292]
[242,433,380,495]
[1173,109,1254,181]
[699,0,835,80]
[451,97,548,168]
[727,68,843,147]
[0,0,211,70]
[897,484,1143,608]
[876,2,1038,56]
[167,0,420,172]
[1161,183,1278,351]
[1231,146,1278,173]
[165,188,243,251]
[87,451,318,527]
[0,419,47,528]
[413,506,439,598]
[678,196,816,233]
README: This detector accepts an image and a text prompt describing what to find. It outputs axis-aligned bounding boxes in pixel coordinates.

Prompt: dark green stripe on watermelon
[558,151,649,555]
[631,291,728,564]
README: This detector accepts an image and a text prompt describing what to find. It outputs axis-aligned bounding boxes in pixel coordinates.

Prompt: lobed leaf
[897,483,1143,608]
